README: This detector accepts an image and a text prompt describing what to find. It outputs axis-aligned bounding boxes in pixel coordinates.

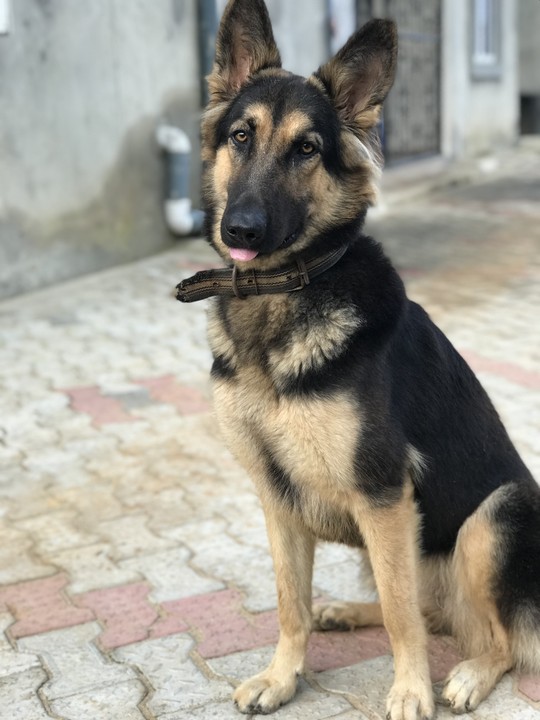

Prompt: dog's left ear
[314,19,397,131]
[208,0,281,105]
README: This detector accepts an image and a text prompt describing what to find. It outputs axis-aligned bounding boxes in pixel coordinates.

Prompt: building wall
[0,0,329,300]
[441,0,518,159]
[519,0,540,95]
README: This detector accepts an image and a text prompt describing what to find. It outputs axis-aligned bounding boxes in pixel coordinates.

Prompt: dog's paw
[441,658,501,714]
[386,682,435,720]
[312,602,355,631]
[233,672,297,715]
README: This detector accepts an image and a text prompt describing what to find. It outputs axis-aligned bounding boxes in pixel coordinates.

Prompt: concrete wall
[0,0,328,300]
[0,1,201,298]
[441,0,519,158]
[519,0,540,95]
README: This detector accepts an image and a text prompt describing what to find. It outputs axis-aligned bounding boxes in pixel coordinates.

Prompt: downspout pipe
[156,125,205,237]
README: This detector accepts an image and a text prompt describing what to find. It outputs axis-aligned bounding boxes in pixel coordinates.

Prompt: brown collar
[176,246,347,303]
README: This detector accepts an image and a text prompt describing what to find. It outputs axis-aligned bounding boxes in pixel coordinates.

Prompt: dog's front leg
[234,501,315,715]
[352,481,434,720]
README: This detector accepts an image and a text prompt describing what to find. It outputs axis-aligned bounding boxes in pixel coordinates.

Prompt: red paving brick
[155,589,278,658]
[461,350,540,390]
[62,386,135,426]
[0,574,94,638]
[518,675,540,703]
[136,375,210,415]
[75,582,166,650]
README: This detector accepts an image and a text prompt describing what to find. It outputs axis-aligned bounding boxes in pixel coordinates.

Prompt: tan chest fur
[207,296,363,518]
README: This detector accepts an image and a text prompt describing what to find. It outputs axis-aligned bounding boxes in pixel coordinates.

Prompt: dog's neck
[176,245,348,303]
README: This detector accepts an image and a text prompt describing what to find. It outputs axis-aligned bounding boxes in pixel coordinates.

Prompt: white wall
[441,0,519,158]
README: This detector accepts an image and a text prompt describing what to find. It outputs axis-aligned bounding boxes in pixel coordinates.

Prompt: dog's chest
[207,296,362,500]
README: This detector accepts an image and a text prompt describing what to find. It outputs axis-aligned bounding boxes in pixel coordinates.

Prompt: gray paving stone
[115,635,232,716]
[44,544,140,593]
[16,511,100,555]
[97,514,176,560]
[120,546,224,602]
[0,668,51,720]
[20,623,137,701]
[209,648,356,719]
[50,679,148,720]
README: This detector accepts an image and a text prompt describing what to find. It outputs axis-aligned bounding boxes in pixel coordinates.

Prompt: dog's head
[201,0,397,268]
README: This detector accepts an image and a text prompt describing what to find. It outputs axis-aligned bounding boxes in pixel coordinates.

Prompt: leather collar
[176,246,347,303]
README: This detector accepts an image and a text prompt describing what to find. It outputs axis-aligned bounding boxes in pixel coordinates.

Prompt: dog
[176,1,540,718]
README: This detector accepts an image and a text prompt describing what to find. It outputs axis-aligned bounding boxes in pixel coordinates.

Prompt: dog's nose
[225,207,267,246]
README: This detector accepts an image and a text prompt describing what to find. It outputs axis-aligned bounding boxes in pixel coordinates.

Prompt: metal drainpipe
[197,0,218,106]
[155,125,205,237]
[155,2,217,236]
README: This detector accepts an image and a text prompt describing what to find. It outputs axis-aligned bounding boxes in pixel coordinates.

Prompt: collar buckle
[293,258,311,291]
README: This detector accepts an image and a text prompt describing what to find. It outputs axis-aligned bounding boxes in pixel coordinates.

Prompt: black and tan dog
[177,1,540,718]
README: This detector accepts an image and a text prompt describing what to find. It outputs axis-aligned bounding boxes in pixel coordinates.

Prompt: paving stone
[0,647,43,679]
[0,574,94,639]
[518,674,540,704]
[16,511,100,554]
[465,675,540,719]
[47,544,140,594]
[74,582,165,650]
[461,350,540,390]
[20,623,137,701]
[161,682,355,720]
[155,589,278,659]
[313,655,394,718]
[96,514,175,560]
[0,613,43,678]
[115,635,232,716]
[50,679,148,720]
[135,375,210,415]
[120,547,223,603]
[0,528,56,584]
[0,667,51,720]
[63,386,136,426]
[186,531,277,612]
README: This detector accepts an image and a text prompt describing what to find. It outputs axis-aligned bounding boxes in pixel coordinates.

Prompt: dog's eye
[299,142,316,156]
[232,130,249,144]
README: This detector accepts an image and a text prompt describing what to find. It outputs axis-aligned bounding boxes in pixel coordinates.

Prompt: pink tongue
[229,248,259,261]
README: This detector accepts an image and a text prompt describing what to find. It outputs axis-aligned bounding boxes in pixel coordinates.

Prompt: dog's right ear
[208,0,281,105]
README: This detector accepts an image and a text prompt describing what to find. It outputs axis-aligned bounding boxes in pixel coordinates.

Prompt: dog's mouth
[228,229,301,262]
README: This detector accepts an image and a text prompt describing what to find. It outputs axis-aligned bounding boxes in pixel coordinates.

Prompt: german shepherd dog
[176,1,540,718]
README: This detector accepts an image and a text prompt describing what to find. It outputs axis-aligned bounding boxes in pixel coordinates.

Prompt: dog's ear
[208,0,281,105]
[314,19,397,131]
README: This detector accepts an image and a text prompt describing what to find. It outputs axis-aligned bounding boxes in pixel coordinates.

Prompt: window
[471,0,502,80]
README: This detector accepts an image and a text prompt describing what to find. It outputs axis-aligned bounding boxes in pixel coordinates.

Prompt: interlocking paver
[47,545,140,594]
[120,546,224,603]
[15,511,99,555]
[0,526,55,584]
[74,582,163,649]
[19,623,137,700]
[96,514,175,560]
[136,374,211,415]
[0,668,51,720]
[519,675,540,704]
[50,680,148,720]
[0,574,94,639]
[63,386,136,426]
[115,635,232,716]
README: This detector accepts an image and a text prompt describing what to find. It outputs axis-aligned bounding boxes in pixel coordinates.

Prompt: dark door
[357,0,442,163]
